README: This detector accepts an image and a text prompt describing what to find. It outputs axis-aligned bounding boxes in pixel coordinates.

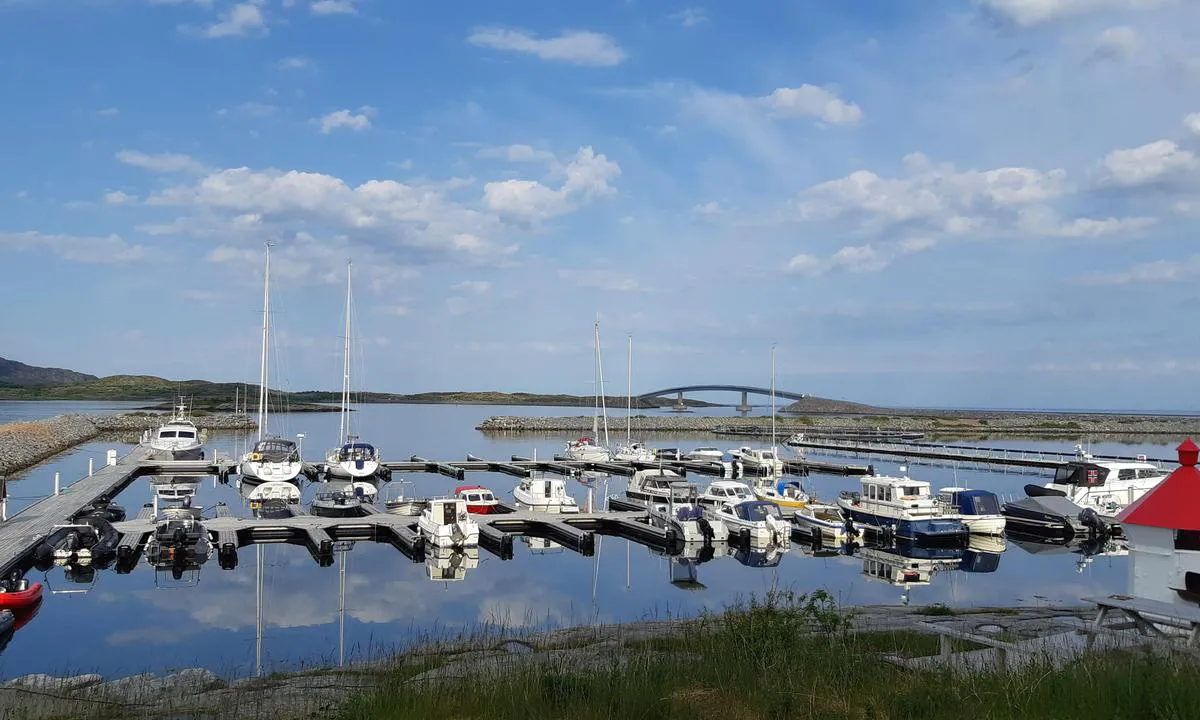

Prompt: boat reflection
[426,546,479,582]
[521,536,564,554]
[733,539,789,568]
[1008,531,1127,573]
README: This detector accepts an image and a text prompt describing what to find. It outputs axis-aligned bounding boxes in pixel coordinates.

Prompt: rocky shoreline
[0,412,256,477]
[477,412,1200,437]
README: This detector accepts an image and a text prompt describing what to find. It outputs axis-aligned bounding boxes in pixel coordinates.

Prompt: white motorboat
[417,497,480,548]
[239,244,304,485]
[730,447,784,476]
[564,437,612,462]
[513,476,580,513]
[647,482,728,544]
[709,500,791,546]
[564,319,612,462]
[685,447,725,462]
[146,400,205,460]
[753,478,810,515]
[937,487,1006,535]
[697,480,753,508]
[1033,446,1170,515]
[324,261,382,480]
[613,441,656,463]
[625,468,684,503]
[792,502,862,545]
[836,474,967,543]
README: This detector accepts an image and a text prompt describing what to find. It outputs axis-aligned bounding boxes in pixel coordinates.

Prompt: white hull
[961,515,1006,535]
[325,459,381,479]
[513,493,580,513]
[564,445,611,462]
[239,458,303,484]
[613,446,656,463]
[711,511,790,546]
[148,444,204,461]
[386,499,426,516]
[417,517,480,548]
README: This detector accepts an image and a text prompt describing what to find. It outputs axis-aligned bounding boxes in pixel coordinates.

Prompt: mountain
[0,357,98,387]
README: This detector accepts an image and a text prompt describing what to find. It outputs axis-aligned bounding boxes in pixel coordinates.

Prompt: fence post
[54,472,60,496]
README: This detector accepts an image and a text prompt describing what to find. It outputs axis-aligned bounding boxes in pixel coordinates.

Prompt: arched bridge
[637,385,807,412]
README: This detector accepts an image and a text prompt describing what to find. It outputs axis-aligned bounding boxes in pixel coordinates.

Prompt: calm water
[0,401,1180,680]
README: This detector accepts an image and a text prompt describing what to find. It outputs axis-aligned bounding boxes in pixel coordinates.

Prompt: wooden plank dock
[0,446,151,579]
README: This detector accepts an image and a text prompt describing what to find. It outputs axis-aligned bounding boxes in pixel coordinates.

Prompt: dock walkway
[0,446,151,578]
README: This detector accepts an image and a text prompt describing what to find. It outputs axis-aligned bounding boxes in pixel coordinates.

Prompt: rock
[4,672,103,690]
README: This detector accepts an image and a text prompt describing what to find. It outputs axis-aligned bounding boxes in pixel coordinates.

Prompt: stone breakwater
[477,412,1200,437]
[0,412,255,476]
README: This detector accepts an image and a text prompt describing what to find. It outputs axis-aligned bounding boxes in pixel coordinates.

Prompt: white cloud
[103,190,137,205]
[759,85,863,125]
[116,150,206,174]
[1100,139,1198,187]
[477,144,556,163]
[1078,254,1200,285]
[556,269,646,292]
[1185,113,1200,136]
[206,234,421,290]
[692,201,722,216]
[375,304,412,317]
[200,2,266,38]
[976,0,1165,27]
[0,231,148,264]
[311,0,355,15]
[94,107,120,117]
[669,8,708,28]
[1088,25,1141,60]
[217,101,277,118]
[483,146,620,220]
[1046,215,1156,237]
[451,280,491,295]
[317,108,372,133]
[785,238,935,277]
[277,56,312,70]
[467,27,626,66]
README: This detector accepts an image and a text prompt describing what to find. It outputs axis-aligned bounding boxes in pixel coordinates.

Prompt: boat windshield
[964,494,1001,515]
[735,502,781,521]
[253,440,298,459]
[1053,463,1109,486]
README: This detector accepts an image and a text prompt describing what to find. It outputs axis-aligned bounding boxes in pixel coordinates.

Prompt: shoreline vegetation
[3,593,1197,719]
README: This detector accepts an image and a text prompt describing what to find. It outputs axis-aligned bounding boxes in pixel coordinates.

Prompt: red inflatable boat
[0,580,43,610]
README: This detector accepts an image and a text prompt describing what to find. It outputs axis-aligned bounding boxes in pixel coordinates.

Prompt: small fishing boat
[310,486,364,518]
[1001,495,1096,537]
[792,502,862,545]
[730,447,784,476]
[937,487,1006,535]
[625,468,684,504]
[836,474,967,544]
[686,447,725,462]
[417,497,480,548]
[513,476,579,513]
[710,500,791,546]
[0,578,43,610]
[455,485,500,514]
[647,482,729,544]
[754,478,810,515]
[386,497,427,516]
[146,400,205,460]
[697,480,753,508]
[145,513,211,571]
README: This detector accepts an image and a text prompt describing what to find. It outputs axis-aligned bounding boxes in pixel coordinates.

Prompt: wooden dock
[0,446,151,579]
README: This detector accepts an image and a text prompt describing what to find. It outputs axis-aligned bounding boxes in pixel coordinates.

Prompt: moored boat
[754,478,810,515]
[417,497,480,548]
[456,485,500,514]
[513,476,579,513]
[710,500,791,546]
[1033,446,1169,515]
[792,502,862,545]
[836,474,967,544]
[647,482,729,544]
[146,400,205,460]
[0,578,43,611]
[937,487,1006,535]
[697,480,753,508]
[625,468,684,504]
[311,483,366,518]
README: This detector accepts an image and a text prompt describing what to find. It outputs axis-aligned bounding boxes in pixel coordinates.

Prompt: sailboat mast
[257,243,272,442]
[770,344,777,451]
[592,321,600,438]
[339,261,353,444]
[626,334,632,444]
[596,321,610,448]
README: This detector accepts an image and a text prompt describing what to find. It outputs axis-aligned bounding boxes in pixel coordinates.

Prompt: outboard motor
[1078,508,1110,538]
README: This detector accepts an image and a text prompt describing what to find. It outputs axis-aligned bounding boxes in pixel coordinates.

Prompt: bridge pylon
[736,390,752,413]
[673,391,687,412]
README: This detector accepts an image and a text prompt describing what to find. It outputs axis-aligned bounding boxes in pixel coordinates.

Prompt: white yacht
[564,437,612,462]
[936,487,1006,535]
[613,441,656,463]
[685,447,725,462]
[730,447,784,476]
[417,497,480,548]
[709,500,791,546]
[147,401,205,460]
[324,261,382,480]
[513,476,580,513]
[1034,446,1170,515]
[836,474,967,543]
[564,319,612,462]
[647,482,728,544]
[239,244,304,485]
[625,468,684,504]
[612,335,656,463]
[697,480,754,508]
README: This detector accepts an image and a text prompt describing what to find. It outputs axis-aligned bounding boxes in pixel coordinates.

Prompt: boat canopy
[732,500,782,521]
[1053,462,1109,486]
[342,442,375,452]
[945,489,1001,515]
[252,439,298,458]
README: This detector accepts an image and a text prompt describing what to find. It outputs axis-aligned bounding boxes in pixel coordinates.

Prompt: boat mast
[596,320,610,448]
[339,261,353,445]
[626,334,632,444]
[770,344,777,453]
[257,243,273,442]
[591,320,599,438]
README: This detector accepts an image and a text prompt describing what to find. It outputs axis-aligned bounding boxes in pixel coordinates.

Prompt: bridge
[637,385,807,412]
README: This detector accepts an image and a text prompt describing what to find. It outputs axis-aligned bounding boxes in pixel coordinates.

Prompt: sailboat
[563,319,612,462]
[324,261,382,480]
[239,243,304,485]
[613,334,655,463]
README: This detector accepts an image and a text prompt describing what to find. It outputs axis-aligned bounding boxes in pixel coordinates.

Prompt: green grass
[916,603,958,616]
[338,591,1200,720]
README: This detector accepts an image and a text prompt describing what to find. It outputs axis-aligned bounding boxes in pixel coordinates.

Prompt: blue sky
[2,0,1200,410]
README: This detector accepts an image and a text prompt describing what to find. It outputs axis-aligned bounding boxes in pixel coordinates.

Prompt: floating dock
[788,438,1174,472]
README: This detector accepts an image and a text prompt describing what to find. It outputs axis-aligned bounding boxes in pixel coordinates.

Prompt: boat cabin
[455,485,497,504]
[1052,460,1167,487]
[630,468,683,493]
[701,481,753,504]
[425,497,469,525]
[334,442,378,462]
[937,488,1001,516]
[250,438,300,462]
[1119,439,1200,607]
[728,500,783,523]
[853,476,940,515]
[155,423,198,441]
